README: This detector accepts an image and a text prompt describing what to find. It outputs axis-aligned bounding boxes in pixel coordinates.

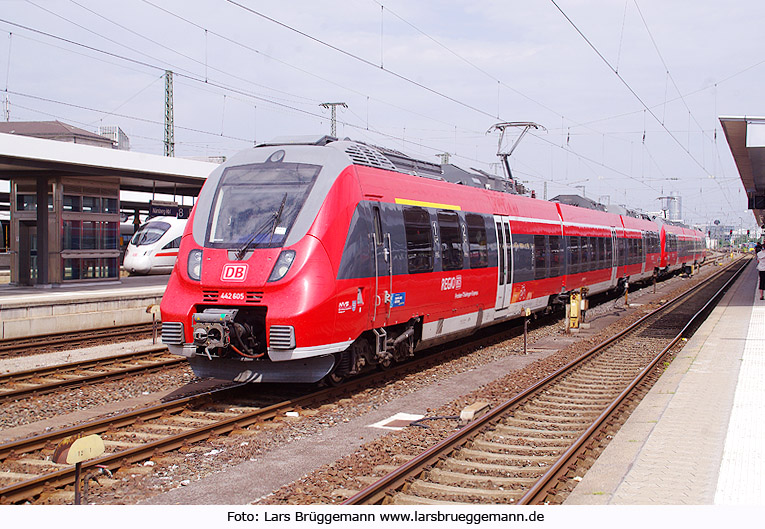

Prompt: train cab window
[131,221,170,246]
[207,162,321,248]
[549,235,562,277]
[162,236,182,250]
[403,206,434,274]
[438,211,463,271]
[466,214,488,268]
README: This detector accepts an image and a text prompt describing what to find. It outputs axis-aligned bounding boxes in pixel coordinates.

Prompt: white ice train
[123,216,187,275]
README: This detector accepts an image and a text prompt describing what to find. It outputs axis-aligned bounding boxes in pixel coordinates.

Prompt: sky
[1,0,764,230]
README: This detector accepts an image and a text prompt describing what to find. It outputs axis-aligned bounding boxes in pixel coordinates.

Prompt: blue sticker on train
[391,292,406,307]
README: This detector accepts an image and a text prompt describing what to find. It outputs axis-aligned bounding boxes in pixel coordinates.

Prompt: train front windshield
[130,221,171,246]
[206,162,320,249]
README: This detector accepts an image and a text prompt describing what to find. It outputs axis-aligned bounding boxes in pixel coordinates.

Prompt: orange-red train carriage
[160,137,706,384]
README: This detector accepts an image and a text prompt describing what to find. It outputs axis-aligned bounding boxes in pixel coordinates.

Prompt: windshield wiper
[234,193,288,260]
[268,194,288,245]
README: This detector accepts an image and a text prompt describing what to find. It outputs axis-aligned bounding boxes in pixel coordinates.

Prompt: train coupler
[192,308,239,357]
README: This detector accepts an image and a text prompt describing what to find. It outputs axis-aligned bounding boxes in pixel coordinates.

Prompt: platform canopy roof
[0,131,218,196]
[720,116,765,227]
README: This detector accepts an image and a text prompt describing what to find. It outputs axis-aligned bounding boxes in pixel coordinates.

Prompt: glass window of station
[61,190,120,281]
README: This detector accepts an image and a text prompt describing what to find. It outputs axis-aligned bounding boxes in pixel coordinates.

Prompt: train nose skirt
[188,355,335,384]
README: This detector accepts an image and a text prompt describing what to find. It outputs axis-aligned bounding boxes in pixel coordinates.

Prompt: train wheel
[325,371,346,386]
[377,356,392,371]
[324,351,351,386]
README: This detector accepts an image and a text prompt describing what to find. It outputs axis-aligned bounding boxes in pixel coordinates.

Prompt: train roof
[550,194,606,211]
[254,136,525,195]
[248,137,699,233]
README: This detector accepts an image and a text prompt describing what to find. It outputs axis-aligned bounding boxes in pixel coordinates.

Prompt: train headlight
[187,249,203,281]
[268,250,296,282]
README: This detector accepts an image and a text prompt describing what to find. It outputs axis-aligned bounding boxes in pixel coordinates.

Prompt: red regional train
[160,137,705,384]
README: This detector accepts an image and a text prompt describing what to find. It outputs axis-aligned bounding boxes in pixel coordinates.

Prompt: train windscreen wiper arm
[234,193,287,260]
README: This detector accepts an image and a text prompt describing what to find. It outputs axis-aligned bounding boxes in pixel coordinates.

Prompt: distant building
[669,192,682,221]
[98,125,130,151]
[0,120,115,148]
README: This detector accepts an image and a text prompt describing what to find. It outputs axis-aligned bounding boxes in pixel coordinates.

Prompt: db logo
[221,263,248,282]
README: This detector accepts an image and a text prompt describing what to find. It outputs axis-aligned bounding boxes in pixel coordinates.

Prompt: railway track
[0,346,184,404]
[0,302,570,505]
[0,323,161,359]
[0,260,731,504]
[344,257,748,505]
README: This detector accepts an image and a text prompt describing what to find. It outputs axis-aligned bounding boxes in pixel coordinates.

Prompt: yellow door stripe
[394,198,462,211]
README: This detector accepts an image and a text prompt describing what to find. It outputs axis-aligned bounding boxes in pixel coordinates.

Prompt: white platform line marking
[714,289,765,504]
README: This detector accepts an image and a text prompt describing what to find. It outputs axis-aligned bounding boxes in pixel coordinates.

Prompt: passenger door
[610,227,618,285]
[493,215,513,312]
[371,204,392,328]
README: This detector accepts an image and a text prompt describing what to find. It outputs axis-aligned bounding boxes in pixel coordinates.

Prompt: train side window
[580,237,588,271]
[533,235,547,279]
[495,222,504,284]
[598,237,606,268]
[466,214,488,268]
[438,210,463,271]
[605,237,612,264]
[617,238,622,266]
[162,237,182,250]
[549,235,562,277]
[569,236,580,274]
[403,206,433,274]
[504,225,512,284]
[373,206,383,246]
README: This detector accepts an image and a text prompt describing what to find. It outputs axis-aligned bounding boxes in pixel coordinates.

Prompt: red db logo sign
[221,263,248,282]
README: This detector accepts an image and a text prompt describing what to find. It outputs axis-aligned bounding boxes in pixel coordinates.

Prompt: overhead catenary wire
[138,0,484,136]
[223,0,502,122]
[0,3,747,219]
[548,0,736,211]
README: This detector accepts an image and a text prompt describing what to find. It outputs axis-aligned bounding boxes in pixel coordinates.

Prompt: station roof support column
[36,175,48,285]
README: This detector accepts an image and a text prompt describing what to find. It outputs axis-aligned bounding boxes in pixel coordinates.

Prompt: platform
[0,275,168,339]
[566,260,764,505]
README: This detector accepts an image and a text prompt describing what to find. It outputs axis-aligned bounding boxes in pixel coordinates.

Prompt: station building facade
[0,121,216,286]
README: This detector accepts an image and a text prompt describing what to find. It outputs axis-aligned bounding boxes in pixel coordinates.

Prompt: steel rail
[0,301,558,505]
[0,346,182,404]
[343,257,747,505]
[0,389,288,504]
[517,257,748,504]
[0,323,160,357]
[0,258,732,504]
